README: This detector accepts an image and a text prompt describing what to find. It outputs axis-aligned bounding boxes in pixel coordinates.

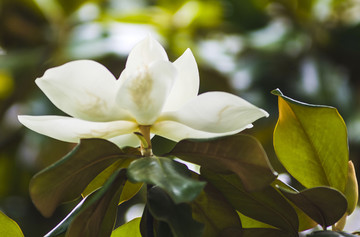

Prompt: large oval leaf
[45,169,127,237]
[277,186,348,228]
[0,211,24,237]
[168,134,276,191]
[30,138,140,217]
[147,186,204,237]
[201,168,299,236]
[191,183,242,237]
[127,156,205,203]
[272,89,348,192]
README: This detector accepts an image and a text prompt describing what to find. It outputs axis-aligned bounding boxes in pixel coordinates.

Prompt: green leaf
[111,218,141,237]
[0,211,24,237]
[191,183,242,237]
[119,181,143,204]
[82,159,134,197]
[168,134,276,191]
[272,89,348,192]
[30,138,140,217]
[307,230,359,236]
[147,186,204,237]
[277,186,348,228]
[45,169,127,237]
[201,168,299,236]
[237,212,275,229]
[272,179,319,231]
[127,156,205,203]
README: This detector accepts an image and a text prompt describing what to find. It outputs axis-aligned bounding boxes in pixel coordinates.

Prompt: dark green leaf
[0,211,24,237]
[157,221,174,237]
[168,134,276,191]
[272,89,348,193]
[111,218,141,237]
[147,186,204,237]
[192,183,241,237]
[277,186,348,228]
[201,169,298,236]
[30,138,140,217]
[127,156,205,203]
[45,169,127,237]
[272,180,318,231]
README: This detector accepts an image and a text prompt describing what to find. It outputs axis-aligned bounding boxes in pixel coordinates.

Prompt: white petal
[162,49,200,112]
[116,61,176,125]
[159,92,268,133]
[124,36,168,72]
[18,115,138,143]
[108,134,141,148]
[152,120,251,142]
[36,60,130,122]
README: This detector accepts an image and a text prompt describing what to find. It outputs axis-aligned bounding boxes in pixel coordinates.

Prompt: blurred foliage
[1,0,360,235]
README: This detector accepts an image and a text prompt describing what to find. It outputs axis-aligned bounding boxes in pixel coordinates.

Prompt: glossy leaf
[0,211,24,237]
[272,89,348,192]
[45,169,126,237]
[147,186,204,237]
[30,138,140,217]
[201,168,299,236]
[168,134,276,191]
[277,186,348,228]
[127,156,205,203]
[111,218,141,237]
[191,183,242,237]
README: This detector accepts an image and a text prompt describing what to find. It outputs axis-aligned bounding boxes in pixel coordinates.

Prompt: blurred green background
[1,0,360,235]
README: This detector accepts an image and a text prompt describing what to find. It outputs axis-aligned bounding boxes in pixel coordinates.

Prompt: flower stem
[139,125,153,157]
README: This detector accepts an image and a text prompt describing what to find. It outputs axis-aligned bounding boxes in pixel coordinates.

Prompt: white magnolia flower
[18,36,268,148]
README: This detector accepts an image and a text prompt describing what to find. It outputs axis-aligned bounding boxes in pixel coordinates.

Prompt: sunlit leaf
[127,156,205,203]
[0,211,24,237]
[45,169,126,237]
[272,89,348,193]
[237,212,274,229]
[82,159,133,197]
[111,218,141,237]
[277,186,348,228]
[344,161,358,214]
[30,138,140,217]
[168,134,276,191]
[201,168,299,236]
[119,181,143,205]
[147,186,204,237]
[191,183,241,237]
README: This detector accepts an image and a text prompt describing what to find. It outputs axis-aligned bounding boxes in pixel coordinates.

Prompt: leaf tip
[271,88,283,96]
